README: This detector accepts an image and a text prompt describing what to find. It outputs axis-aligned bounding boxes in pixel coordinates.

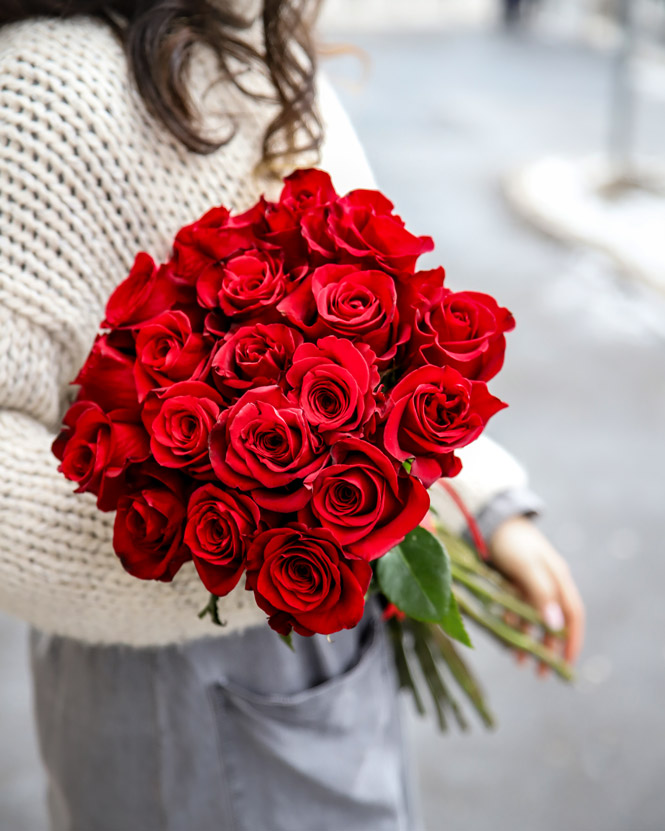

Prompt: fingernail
[543,601,564,631]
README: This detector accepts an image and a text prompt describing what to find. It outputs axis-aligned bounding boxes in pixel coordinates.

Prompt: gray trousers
[30,604,422,831]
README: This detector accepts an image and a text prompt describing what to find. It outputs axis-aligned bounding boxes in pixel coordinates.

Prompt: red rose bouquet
[53,170,569,729]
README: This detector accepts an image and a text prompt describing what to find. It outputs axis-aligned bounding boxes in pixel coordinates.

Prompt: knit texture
[0,16,528,645]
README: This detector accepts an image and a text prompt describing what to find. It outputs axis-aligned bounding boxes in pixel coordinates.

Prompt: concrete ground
[2,20,665,831]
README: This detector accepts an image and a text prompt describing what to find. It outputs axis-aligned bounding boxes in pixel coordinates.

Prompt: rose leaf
[439,592,472,647]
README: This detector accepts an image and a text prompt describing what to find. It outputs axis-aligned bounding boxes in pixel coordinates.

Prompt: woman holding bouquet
[0,2,584,829]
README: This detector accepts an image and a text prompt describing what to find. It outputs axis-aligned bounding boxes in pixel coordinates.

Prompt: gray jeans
[30,604,422,831]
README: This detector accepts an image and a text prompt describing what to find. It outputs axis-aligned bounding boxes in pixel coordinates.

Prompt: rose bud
[113,468,189,581]
[184,484,261,597]
[411,289,515,382]
[211,323,303,401]
[286,336,379,440]
[383,365,507,487]
[245,524,372,637]
[209,385,326,512]
[133,310,211,401]
[301,438,430,560]
[141,381,224,478]
[103,253,178,328]
[52,401,150,511]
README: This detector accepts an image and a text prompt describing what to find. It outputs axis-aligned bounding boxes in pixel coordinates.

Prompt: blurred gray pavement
[2,23,665,831]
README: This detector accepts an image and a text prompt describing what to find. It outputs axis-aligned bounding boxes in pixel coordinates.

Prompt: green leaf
[376,527,452,622]
[279,632,295,651]
[401,459,413,474]
[439,592,472,647]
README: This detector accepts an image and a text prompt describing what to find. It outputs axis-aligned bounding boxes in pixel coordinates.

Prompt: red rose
[184,484,261,596]
[74,333,140,418]
[133,310,211,401]
[104,253,177,328]
[383,365,506,486]
[279,264,402,366]
[301,438,430,560]
[170,205,264,284]
[141,381,224,477]
[302,189,433,273]
[210,323,303,401]
[52,401,150,510]
[113,468,189,581]
[279,168,337,215]
[286,336,379,439]
[411,290,515,381]
[196,249,286,317]
[209,385,326,511]
[245,524,372,636]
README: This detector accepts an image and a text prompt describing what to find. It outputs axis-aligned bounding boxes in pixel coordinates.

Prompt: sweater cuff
[465,486,545,547]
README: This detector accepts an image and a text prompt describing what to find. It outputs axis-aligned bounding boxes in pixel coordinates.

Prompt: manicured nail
[543,601,564,632]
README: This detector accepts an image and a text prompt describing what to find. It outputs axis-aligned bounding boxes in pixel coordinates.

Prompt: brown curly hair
[1,1,323,171]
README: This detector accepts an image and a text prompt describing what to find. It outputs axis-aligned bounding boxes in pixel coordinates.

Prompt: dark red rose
[196,249,286,317]
[133,310,211,401]
[209,385,326,512]
[302,189,433,274]
[141,381,224,477]
[245,524,372,636]
[52,401,150,510]
[301,438,430,560]
[286,336,379,439]
[113,467,189,581]
[210,323,303,401]
[184,484,261,597]
[411,290,515,381]
[74,333,140,418]
[170,205,264,284]
[383,365,506,487]
[103,253,177,328]
[279,264,402,366]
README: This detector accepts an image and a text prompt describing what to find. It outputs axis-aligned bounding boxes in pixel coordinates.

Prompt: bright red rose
[170,205,264,284]
[301,438,430,560]
[74,333,140,418]
[133,310,210,401]
[279,168,337,215]
[196,249,286,317]
[210,323,303,401]
[383,365,507,487]
[141,381,224,478]
[104,253,178,328]
[209,385,326,511]
[302,189,433,274]
[279,264,403,366]
[184,484,261,597]
[286,336,379,439]
[52,401,150,510]
[245,524,372,636]
[113,467,189,581]
[411,290,515,381]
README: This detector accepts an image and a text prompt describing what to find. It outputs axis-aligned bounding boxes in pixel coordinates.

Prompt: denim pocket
[209,614,409,831]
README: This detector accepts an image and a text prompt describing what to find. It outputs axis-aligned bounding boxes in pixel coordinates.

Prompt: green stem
[387,618,426,717]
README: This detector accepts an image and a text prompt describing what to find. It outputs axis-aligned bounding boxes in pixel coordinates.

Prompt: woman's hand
[487,516,585,676]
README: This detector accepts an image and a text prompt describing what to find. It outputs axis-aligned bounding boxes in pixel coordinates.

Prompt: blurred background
[2,1,665,828]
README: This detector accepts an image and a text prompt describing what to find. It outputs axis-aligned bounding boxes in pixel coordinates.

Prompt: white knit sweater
[0,16,530,645]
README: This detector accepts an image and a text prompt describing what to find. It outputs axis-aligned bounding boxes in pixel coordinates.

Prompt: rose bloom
[286,336,379,440]
[411,289,515,382]
[279,264,403,366]
[104,253,178,328]
[113,467,189,581]
[301,438,430,560]
[52,401,150,511]
[245,524,372,636]
[133,310,210,401]
[141,381,224,478]
[209,385,326,511]
[184,484,261,596]
[383,365,506,487]
[196,248,286,317]
[74,332,141,419]
[210,323,303,401]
